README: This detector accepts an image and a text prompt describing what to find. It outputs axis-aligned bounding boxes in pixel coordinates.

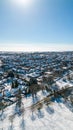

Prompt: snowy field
[0,94,73,130]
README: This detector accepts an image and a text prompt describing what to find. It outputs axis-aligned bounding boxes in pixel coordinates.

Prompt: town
[0,51,73,130]
[0,51,73,107]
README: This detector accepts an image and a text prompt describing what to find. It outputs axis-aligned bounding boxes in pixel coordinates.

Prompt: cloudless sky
[0,0,73,51]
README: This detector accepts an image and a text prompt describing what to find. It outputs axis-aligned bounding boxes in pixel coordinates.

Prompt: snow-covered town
[0,51,73,130]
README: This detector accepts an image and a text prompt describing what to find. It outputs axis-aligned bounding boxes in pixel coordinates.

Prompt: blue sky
[0,0,73,51]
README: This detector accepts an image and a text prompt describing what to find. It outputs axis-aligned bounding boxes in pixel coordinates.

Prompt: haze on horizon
[0,0,73,52]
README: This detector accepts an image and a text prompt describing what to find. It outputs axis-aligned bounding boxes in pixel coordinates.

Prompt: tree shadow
[8,114,15,130]
[0,109,6,121]
[14,89,25,117]
[20,117,25,130]
[37,109,44,119]
[31,112,36,121]
[63,99,73,113]
[46,106,54,115]
[51,96,63,103]
[8,125,14,130]
[42,90,47,96]
[20,106,26,130]
[32,96,40,104]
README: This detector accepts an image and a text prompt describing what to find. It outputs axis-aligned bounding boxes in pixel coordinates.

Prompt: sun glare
[11,0,34,8]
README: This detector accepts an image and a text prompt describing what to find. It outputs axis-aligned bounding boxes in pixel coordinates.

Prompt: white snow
[0,95,73,130]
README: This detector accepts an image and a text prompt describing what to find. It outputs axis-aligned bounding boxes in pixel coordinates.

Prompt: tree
[28,77,39,98]
[11,81,15,88]
[11,80,18,88]
[42,75,54,85]
[14,80,18,88]
[29,77,37,86]
[7,71,14,78]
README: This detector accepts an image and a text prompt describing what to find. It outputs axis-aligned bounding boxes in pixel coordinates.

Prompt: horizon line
[0,43,73,52]
[0,50,73,53]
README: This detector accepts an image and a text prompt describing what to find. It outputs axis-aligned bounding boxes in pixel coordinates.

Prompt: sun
[11,0,34,8]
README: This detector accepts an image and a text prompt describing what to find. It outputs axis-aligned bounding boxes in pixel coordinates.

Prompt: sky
[0,0,73,52]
